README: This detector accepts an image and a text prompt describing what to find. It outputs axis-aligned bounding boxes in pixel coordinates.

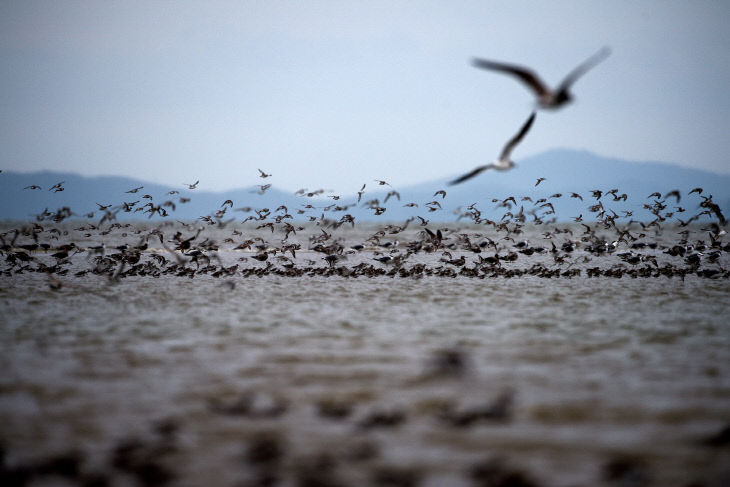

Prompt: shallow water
[1,222,729,486]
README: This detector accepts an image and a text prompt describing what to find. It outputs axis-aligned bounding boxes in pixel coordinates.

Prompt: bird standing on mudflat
[449,111,536,185]
[471,47,610,109]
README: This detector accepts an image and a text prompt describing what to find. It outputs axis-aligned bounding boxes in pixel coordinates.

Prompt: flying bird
[185,180,199,189]
[471,47,610,109]
[664,190,681,203]
[258,169,271,178]
[384,190,400,203]
[449,111,536,185]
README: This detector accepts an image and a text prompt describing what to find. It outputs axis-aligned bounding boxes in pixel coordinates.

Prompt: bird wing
[449,164,496,185]
[472,58,551,97]
[556,46,611,92]
[499,112,536,161]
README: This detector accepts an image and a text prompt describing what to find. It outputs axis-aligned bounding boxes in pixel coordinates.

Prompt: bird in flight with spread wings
[449,111,536,185]
[471,47,610,109]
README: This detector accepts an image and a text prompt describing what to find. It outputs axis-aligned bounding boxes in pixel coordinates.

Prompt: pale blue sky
[1,1,728,192]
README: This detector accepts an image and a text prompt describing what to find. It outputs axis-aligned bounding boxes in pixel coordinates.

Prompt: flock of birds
[2,51,729,487]
[1,48,728,284]
[2,168,728,285]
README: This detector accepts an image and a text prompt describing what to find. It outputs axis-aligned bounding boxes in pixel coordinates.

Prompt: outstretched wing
[499,112,536,161]
[557,46,611,92]
[449,164,496,185]
[472,58,551,97]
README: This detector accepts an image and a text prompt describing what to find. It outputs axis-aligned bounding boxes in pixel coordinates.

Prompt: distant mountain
[0,170,301,223]
[1,149,728,224]
[437,148,730,223]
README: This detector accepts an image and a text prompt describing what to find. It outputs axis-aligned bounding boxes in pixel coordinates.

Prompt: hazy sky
[1,1,728,192]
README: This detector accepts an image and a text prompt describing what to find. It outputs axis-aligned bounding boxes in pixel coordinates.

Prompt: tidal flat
[1,222,729,486]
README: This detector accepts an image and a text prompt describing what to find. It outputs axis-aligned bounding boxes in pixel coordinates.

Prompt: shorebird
[384,190,400,203]
[472,47,610,109]
[449,111,535,185]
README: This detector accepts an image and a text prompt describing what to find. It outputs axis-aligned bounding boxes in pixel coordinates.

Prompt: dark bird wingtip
[470,57,490,69]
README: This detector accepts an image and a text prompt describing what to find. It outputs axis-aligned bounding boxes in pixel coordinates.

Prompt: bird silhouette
[471,47,610,109]
[449,112,536,185]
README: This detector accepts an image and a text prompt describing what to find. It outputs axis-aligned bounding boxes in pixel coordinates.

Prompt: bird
[323,254,343,268]
[535,177,546,186]
[185,180,199,189]
[449,111,536,185]
[258,169,271,178]
[570,192,583,201]
[664,190,681,202]
[471,47,610,109]
[384,190,400,203]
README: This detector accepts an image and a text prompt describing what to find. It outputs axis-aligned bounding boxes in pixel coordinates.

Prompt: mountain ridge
[2,149,728,223]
